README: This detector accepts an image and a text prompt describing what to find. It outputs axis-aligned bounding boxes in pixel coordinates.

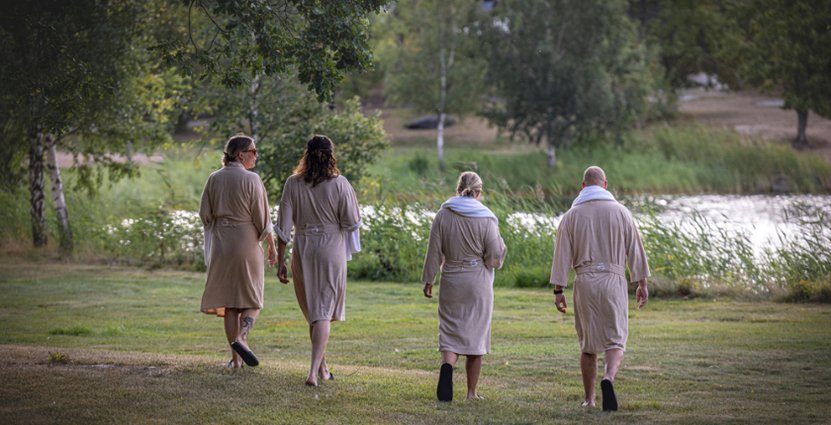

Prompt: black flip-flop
[437,363,453,402]
[230,341,259,367]
[601,379,618,411]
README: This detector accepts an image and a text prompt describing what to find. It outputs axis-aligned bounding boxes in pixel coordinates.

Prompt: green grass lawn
[1,257,830,424]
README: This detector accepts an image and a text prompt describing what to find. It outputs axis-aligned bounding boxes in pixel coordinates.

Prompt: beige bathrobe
[422,208,506,355]
[199,162,273,317]
[550,199,650,354]
[274,175,360,324]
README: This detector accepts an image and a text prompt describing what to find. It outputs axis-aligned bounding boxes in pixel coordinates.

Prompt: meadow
[1,257,829,424]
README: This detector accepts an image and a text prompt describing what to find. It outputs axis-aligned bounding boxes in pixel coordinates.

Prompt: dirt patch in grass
[678,89,831,162]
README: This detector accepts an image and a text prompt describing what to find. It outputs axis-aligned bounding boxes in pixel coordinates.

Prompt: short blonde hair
[456,171,483,197]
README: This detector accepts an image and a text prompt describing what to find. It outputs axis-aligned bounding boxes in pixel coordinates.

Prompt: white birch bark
[46,134,72,251]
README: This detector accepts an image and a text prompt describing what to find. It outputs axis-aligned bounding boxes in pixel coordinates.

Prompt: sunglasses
[241,148,258,155]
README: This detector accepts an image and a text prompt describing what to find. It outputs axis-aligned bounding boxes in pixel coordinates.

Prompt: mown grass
[1,257,830,424]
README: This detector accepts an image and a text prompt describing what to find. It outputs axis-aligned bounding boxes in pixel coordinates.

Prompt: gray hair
[456,171,483,197]
[222,134,254,166]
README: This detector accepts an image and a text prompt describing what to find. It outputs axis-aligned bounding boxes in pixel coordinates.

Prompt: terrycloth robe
[422,208,506,355]
[550,198,650,354]
[274,175,361,324]
[199,162,273,317]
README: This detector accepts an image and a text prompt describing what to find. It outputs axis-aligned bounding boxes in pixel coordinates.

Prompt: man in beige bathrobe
[550,166,649,411]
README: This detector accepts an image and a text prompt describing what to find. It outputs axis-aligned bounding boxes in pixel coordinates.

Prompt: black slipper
[230,342,259,367]
[601,379,618,411]
[437,363,453,402]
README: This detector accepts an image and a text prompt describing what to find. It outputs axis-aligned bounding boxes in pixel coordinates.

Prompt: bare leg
[603,348,624,381]
[224,308,242,367]
[441,351,459,366]
[465,355,483,400]
[309,324,331,379]
[306,320,331,386]
[581,352,598,406]
[234,308,260,351]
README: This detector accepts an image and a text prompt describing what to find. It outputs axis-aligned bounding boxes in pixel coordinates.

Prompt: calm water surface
[508,194,831,257]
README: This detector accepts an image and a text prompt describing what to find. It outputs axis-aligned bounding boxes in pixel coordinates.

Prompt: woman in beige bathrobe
[275,135,361,387]
[200,135,277,368]
[422,172,506,402]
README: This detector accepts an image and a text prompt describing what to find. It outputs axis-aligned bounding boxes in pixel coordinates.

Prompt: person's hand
[554,293,567,313]
[277,262,289,284]
[636,283,649,309]
[267,245,277,267]
[423,283,433,298]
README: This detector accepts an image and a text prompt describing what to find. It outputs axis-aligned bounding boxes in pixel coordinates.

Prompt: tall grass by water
[369,125,831,201]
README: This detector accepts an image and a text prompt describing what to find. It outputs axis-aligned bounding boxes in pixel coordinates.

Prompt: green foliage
[171,0,385,102]
[349,204,432,282]
[380,0,485,115]
[201,74,388,199]
[100,207,205,271]
[407,154,430,177]
[632,0,734,89]
[367,126,831,201]
[481,0,655,164]
[725,0,831,118]
[767,204,831,301]
[640,213,764,292]
[47,351,68,364]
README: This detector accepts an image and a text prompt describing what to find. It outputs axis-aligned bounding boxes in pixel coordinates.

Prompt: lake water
[508,194,831,257]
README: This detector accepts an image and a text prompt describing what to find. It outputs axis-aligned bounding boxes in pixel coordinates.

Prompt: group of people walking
[198,133,650,411]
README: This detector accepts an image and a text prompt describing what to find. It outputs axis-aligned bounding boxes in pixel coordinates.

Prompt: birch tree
[0,0,144,248]
[381,0,485,171]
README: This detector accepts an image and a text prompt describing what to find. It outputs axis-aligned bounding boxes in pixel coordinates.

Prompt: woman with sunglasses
[199,134,277,368]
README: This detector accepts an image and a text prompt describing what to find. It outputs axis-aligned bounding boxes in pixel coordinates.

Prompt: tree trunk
[546,143,557,169]
[436,44,454,173]
[28,130,47,247]
[437,112,446,172]
[125,140,134,163]
[248,73,262,139]
[793,109,808,149]
[46,134,73,252]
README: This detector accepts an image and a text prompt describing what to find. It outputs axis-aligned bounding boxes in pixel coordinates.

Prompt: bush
[101,207,205,270]
[511,265,550,288]
[349,203,432,282]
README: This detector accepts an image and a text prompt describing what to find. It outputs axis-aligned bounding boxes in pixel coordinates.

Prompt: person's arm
[550,218,572,314]
[635,278,648,309]
[265,232,277,268]
[277,237,289,284]
[422,213,443,299]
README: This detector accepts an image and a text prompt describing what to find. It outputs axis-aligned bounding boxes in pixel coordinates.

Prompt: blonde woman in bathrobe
[422,171,506,402]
